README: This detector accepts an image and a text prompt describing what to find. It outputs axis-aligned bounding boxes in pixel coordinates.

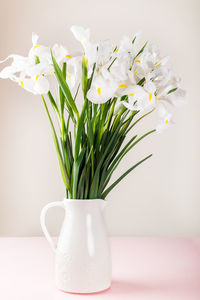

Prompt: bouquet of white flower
[0,26,185,199]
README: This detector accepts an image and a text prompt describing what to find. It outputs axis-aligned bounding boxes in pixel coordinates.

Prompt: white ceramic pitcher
[40,199,111,293]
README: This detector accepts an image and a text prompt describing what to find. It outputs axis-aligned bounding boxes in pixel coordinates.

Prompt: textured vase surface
[40,199,111,293]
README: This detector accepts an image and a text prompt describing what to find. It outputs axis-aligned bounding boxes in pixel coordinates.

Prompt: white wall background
[0,0,199,237]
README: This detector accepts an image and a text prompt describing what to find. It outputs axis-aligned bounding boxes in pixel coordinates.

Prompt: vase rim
[63,198,105,202]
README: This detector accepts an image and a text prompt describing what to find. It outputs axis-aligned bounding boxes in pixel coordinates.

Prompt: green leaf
[108,57,117,71]
[105,134,138,176]
[129,41,148,70]
[104,98,117,130]
[137,77,146,86]
[98,134,127,194]
[167,87,177,94]
[132,36,136,44]
[102,154,153,199]
[72,147,86,198]
[103,129,155,191]
[41,95,71,191]
[74,100,87,161]
[35,56,40,64]
[89,119,124,198]
[60,63,66,140]
[127,129,156,149]
[60,62,66,116]
[134,41,148,59]
[60,131,74,179]
[47,91,60,119]
[87,63,96,90]
[126,109,155,134]
[82,56,88,98]
[74,83,80,101]
[51,51,79,120]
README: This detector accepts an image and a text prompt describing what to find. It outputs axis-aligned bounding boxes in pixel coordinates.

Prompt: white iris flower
[71,25,98,77]
[123,85,155,111]
[87,74,118,104]
[156,105,174,133]
[0,26,185,133]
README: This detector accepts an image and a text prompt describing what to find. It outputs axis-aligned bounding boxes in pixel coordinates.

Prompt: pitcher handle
[40,200,65,252]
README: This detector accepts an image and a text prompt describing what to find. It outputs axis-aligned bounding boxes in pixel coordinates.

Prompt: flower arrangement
[0,26,185,199]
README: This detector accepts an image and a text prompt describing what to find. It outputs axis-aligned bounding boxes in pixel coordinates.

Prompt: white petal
[29,46,51,64]
[11,55,29,70]
[127,70,137,85]
[157,104,169,117]
[32,32,39,46]
[122,85,154,111]
[85,42,98,75]
[156,105,174,133]
[0,66,18,80]
[168,88,186,107]
[87,75,117,104]
[0,54,27,66]
[97,39,114,65]
[144,81,156,94]
[119,36,132,54]
[156,119,174,133]
[0,54,13,64]
[108,57,129,82]
[52,44,69,63]
[20,78,36,94]
[71,26,90,47]
[123,101,136,111]
[65,57,81,89]
[34,76,49,94]
[26,62,48,77]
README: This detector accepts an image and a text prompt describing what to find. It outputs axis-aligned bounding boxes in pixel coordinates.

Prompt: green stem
[41,95,71,192]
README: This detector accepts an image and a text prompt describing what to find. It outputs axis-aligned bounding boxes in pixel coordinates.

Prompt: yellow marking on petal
[67,74,71,80]
[149,93,152,102]
[33,45,40,50]
[118,84,127,88]
[165,119,169,124]
[155,61,161,67]
[128,93,134,97]
[35,74,39,81]
[134,70,138,76]
[114,49,118,53]
[135,60,141,63]
[66,54,72,59]
[20,81,24,88]
[97,88,101,95]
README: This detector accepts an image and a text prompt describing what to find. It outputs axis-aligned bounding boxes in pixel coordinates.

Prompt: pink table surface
[0,237,200,300]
